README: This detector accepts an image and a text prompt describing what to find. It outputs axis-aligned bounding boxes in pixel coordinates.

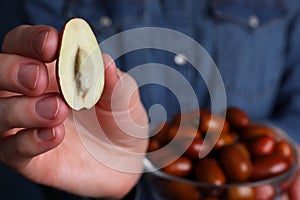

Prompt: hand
[285,146,300,200]
[0,25,148,198]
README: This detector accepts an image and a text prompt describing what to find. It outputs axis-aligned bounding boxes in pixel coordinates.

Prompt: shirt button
[99,16,112,28]
[248,15,260,29]
[174,54,187,66]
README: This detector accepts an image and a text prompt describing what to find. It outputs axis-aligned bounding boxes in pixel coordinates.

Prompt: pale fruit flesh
[57,18,105,110]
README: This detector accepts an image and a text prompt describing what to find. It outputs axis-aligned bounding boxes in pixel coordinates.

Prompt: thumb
[96,53,148,142]
[98,53,140,112]
[75,54,148,173]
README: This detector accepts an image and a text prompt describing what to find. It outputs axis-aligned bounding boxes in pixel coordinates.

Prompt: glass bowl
[143,127,298,200]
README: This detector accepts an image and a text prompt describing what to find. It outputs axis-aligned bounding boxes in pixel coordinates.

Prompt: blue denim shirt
[1,0,300,199]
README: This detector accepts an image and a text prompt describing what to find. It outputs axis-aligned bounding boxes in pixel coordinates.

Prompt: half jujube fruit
[57,18,105,110]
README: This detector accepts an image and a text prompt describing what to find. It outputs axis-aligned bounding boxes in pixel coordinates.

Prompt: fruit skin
[162,181,201,200]
[199,110,229,134]
[213,131,236,150]
[240,124,276,140]
[184,138,206,159]
[162,156,193,177]
[226,107,250,129]
[250,154,290,181]
[194,158,226,185]
[56,18,105,110]
[250,135,275,157]
[226,186,255,200]
[220,144,253,182]
[276,140,295,164]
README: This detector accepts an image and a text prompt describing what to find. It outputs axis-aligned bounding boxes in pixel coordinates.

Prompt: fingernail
[38,128,55,141]
[34,31,49,56]
[36,96,59,119]
[18,64,39,90]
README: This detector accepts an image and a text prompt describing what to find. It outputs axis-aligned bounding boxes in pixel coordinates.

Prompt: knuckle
[1,35,12,53]
[2,25,31,53]
[0,101,14,132]
[0,97,32,132]
[14,131,32,157]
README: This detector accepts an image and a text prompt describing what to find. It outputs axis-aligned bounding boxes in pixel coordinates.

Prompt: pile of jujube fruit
[147,107,296,199]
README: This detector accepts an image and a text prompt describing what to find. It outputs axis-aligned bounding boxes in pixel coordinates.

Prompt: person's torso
[23,0,299,125]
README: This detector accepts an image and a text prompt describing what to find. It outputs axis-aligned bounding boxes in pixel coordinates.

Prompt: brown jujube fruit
[163,181,201,200]
[184,138,206,159]
[226,186,255,200]
[240,125,276,140]
[250,154,290,181]
[147,138,161,152]
[220,144,253,182]
[162,156,193,177]
[234,142,251,159]
[213,131,237,150]
[151,122,169,141]
[226,107,250,129]
[171,110,201,128]
[250,135,275,157]
[167,125,201,144]
[276,140,295,164]
[194,158,226,185]
[200,110,229,134]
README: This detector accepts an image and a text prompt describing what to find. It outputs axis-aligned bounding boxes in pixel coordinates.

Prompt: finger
[0,125,64,168]
[288,147,300,200]
[0,54,49,96]
[288,172,300,200]
[2,25,59,62]
[0,93,69,132]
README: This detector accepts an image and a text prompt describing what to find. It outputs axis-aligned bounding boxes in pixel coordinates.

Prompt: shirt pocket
[209,0,289,30]
[208,0,291,116]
